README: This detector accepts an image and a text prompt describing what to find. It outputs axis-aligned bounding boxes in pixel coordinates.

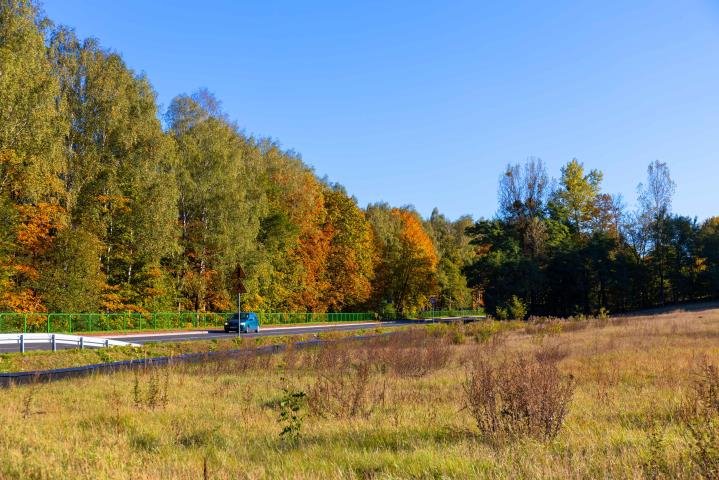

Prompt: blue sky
[42,0,719,221]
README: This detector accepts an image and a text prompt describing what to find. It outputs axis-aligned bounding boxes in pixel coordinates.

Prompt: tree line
[0,1,474,315]
[3,1,716,319]
[465,158,719,317]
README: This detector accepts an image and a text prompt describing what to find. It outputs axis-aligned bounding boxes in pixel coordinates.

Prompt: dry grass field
[1,307,719,479]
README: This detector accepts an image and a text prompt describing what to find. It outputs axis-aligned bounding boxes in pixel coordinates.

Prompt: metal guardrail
[0,333,140,353]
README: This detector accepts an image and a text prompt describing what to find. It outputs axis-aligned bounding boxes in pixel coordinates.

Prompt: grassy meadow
[0,327,402,374]
[1,308,719,479]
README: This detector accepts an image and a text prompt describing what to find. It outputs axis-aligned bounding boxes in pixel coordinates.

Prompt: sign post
[234,266,247,338]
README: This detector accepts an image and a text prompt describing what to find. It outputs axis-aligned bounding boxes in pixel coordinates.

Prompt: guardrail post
[105,339,109,348]
[51,334,57,352]
[79,336,84,350]
[19,334,24,353]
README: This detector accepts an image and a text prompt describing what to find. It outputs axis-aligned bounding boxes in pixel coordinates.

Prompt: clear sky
[41,0,719,221]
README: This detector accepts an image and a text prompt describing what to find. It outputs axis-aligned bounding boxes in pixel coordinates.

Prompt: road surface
[107,320,411,345]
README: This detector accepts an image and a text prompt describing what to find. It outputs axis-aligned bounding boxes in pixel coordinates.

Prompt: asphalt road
[107,320,412,345]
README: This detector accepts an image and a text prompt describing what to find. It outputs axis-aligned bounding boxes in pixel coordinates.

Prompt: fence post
[47,314,51,333]
[51,334,56,352]
[19,334,24,353]
[23,314,27,333]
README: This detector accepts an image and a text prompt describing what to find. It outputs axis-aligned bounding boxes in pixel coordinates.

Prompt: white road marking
[107,321,383,339]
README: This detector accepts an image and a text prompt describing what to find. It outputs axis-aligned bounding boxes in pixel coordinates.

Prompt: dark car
[224,312,260,333]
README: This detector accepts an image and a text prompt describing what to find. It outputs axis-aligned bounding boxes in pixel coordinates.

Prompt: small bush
[307,344,377,419]
[464,348,575,443]
[506,296,527,320]
[379,302,398,320]
[495,296,527,321]
[642,426,670,479]
[681,359,719,478]
[278,380,306,445]
[375,330,452,378]
[132,367,170,410]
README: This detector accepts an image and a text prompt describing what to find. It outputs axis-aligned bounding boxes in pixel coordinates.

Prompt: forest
[1,1,717,318]
[0,0,473,316]
[466,158,719,317]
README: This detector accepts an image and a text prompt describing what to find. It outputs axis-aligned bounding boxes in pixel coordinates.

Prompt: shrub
[374,329,452,378]
[379,302,398,320]
[307,344,377,419]
[278,381,306,444]
[681,359,719,478]
[132,367,170,410]
[506,296,527,320]
[533,344,569,365]
[464,348,575,442]
[642,426,670,480]
[495,296,527,321]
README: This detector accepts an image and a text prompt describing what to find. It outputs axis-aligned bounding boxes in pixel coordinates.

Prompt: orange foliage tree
[367,205,438,316]
[321,185,375,311]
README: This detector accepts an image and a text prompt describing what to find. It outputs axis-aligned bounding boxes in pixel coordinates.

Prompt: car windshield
[230,313,250,321]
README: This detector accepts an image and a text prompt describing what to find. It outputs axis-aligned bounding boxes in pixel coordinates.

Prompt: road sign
[235,265,246,279]
[233,265,247,293]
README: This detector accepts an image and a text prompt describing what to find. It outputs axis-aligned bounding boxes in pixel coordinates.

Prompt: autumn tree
[49,34,180,311]
[0,0,66,204]
[550,159,603,234]
[321,184,374,311]
[426,208,474,310]
[168,91,262,311]
[0,1,70,312]
[368,204,438,316]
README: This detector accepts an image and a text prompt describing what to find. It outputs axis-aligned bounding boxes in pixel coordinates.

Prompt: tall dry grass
[1,308,719,478]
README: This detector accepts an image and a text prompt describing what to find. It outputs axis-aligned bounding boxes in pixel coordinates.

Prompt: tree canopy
[1,1,716,317]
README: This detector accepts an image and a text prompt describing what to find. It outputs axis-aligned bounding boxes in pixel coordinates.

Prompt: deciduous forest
[1,1,717,317]
[0,0,471,316]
